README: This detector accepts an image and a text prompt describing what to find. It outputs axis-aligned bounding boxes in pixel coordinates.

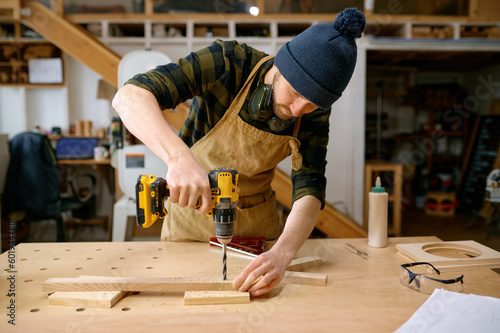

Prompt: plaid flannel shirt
[126,40,330,208]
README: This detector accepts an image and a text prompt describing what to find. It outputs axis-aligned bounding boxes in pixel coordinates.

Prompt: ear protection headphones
[248,84,296,132]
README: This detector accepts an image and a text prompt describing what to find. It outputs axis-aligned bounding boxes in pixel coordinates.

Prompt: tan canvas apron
[161,56,303,242]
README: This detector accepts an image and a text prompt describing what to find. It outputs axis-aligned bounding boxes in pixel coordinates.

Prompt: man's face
[272,71,318,120]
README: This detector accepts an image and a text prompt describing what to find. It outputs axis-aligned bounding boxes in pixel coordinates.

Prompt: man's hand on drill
[232,247,292,297]
[165,152,212,215]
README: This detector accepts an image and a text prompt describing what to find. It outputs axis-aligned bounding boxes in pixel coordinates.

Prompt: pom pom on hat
[275,8,366,109]
[333,7,366,38]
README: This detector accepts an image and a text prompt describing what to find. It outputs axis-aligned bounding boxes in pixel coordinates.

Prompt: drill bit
[222,243,227,280]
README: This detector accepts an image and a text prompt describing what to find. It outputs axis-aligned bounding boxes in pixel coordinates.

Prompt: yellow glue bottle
[368,176,388,248]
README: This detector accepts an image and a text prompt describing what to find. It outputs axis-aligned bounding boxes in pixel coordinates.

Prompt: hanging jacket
[3,132,60,220]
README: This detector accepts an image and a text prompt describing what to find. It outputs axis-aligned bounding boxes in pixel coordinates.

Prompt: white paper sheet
[28,58,63,84]
[395,289,500,333]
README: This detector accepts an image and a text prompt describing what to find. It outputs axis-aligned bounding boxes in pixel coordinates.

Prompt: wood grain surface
[2,237,500,332]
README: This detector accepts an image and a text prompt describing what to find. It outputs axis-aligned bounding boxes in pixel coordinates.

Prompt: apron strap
[230,55,275,115]
[229,54,303,171]
[293,117,301,137]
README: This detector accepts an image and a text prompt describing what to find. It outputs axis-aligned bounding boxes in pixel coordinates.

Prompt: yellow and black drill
[135,168,239,280]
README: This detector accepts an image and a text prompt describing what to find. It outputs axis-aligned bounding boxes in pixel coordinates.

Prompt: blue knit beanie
[275,8,366,109]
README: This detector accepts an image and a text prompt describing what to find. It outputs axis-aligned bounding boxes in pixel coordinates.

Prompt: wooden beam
[184,291,250,305]
[144,0,154,15]
[48,291,127,308]
[20,0,121,87]
[42,276,234,293]
[63,12,491,23]
[256,0,265,14]
[286,256,322,272]
[282,271,328,286]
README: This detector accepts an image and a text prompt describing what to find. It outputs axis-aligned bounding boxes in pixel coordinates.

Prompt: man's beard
[272,72,293,120]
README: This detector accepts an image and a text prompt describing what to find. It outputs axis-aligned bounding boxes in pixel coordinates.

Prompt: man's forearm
[112,84,190,165]
[112,84,213,212]
[271,195,321,263]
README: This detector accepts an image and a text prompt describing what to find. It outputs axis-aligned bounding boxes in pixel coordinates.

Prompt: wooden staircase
[17,1,366,238]
[20,0,120,87]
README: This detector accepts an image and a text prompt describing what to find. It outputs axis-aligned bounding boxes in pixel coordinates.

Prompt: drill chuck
[214,202,237,245]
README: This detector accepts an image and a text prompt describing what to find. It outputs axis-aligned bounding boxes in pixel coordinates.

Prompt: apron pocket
[234,191,282,240]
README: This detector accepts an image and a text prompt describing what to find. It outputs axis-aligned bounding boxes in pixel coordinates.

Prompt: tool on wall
[135,168,239,280]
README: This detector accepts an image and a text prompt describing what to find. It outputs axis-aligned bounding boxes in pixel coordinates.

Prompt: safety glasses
[400,262,464,294]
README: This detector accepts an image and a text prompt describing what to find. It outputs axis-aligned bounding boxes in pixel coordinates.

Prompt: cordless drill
[135,168,239,280]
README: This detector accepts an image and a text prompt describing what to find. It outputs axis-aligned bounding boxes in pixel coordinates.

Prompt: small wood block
[286,256,323,272]
[282,271,328,286]
[42,276,234,293]
[184,291,250,305]
[48,291,126,308]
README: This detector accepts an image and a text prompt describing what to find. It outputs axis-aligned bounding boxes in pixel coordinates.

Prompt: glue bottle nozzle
[372,176,385,193]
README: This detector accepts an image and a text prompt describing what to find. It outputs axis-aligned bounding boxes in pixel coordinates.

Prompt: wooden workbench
[1,237,500,332]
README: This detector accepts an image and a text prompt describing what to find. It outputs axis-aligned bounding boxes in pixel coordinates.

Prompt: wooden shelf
[0,40,64,86]
[58,158,110,165]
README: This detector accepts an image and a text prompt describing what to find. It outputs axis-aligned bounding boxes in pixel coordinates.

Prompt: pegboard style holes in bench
[30,308,40,312]
[65,249,71,252]
[40,268,47,271]
[24,279,33,283]
[153,257,159,259]
[127,248,133,251]
[34,249,40,252]
[96,249,102,251]
[111,267,118,270]
[86,257,93,260]
[131,291,140,295]
[76,308,86,312]
[146,267,154,270]
[120,257,126,260]
[121,307,131,311]
[53,258,60,260]
[422,243,482,259]
[75,267,83,270]
[20,258,27,261]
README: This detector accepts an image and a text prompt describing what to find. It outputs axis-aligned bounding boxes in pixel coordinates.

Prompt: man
[112,8,365,296]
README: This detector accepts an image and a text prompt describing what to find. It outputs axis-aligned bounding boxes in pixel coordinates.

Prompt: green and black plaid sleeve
[125,40,330,209]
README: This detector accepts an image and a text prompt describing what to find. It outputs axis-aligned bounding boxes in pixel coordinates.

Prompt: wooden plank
[286,256,322,272]
[184,291,250,305]
[43,276,234,293]
[282,271,327,286]
[48,291,127,308]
